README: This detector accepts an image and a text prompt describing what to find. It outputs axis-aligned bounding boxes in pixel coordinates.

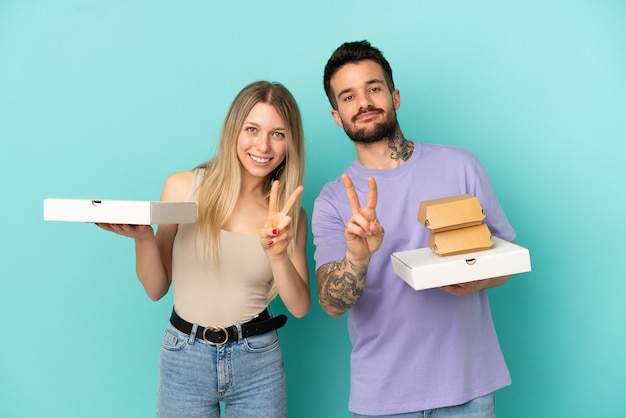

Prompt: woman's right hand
[260,181,303,257]
[95,223,155,241]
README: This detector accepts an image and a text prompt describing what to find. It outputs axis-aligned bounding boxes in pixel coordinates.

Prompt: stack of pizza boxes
[417,194,493,256]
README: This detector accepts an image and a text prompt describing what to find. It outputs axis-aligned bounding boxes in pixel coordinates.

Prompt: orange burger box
[428,223,494,256]
[417,194,485,232]
[390,237,531,291]
[43,198,197,225]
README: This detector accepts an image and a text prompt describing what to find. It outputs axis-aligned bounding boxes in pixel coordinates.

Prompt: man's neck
[355,129,414,170]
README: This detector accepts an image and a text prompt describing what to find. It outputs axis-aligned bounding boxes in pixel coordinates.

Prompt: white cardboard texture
[43,199,197,225]
[390,237,531,291]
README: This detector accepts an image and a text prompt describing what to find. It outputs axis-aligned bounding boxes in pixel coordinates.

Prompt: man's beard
[342,107,398,144]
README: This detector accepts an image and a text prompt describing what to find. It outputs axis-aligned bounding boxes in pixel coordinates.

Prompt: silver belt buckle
[203,325,229,345]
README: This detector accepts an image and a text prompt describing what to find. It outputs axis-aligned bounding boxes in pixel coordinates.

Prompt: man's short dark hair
[323,40,395,110]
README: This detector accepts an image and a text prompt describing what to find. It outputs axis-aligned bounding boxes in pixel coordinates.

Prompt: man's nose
[357,92,374,109]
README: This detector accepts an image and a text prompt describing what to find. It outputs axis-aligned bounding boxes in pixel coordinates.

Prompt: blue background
[1,1,625,417]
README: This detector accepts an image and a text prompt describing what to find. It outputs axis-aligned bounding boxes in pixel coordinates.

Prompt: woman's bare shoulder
[161,170,196,202]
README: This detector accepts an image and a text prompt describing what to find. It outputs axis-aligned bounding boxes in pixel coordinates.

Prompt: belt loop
[234,323,243,342]
[189,323,198,344]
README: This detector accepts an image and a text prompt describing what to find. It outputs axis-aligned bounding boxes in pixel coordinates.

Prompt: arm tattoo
[317,259,367,313]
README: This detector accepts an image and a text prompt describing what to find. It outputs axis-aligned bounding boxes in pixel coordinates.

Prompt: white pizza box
[390,237,531,291]
[43,198,197,225]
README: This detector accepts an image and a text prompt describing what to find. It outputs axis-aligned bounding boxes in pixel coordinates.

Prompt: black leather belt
[169,308,287,345]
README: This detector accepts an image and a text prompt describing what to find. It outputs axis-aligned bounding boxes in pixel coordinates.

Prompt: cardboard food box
[43,199,197,225]
[417,194,485,232]
[390,237,531,291]
[428,223,494,256]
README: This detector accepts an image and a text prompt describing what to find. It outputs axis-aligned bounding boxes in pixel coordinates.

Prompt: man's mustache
[352,106,383,122]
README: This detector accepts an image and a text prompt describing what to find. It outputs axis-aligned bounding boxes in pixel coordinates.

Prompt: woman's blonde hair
[195,81,305,299]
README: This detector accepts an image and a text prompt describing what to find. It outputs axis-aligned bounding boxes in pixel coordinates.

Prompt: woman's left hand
[261,180,303,256]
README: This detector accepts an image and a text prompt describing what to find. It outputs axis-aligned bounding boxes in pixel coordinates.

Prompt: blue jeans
[156,322,286,418]
[353,392,495,418]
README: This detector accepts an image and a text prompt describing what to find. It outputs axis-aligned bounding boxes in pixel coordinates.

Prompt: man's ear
[392,89,401,110]
[331,109,344,127]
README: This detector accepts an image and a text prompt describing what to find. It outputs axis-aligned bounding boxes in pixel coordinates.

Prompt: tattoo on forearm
[317,259,367,312]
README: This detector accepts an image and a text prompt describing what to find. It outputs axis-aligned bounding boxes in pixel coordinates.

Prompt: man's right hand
[341,173,384,263]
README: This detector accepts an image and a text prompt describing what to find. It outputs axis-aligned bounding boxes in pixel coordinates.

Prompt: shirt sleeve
[311,181,350,271]
[472,156,517,242]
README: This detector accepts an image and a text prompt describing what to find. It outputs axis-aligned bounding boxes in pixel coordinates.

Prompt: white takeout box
[390,237,531,291]
[43,198,197,225]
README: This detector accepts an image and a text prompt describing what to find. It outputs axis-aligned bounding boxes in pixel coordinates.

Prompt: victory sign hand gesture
[261,180,303,256]
[342,173,384,263]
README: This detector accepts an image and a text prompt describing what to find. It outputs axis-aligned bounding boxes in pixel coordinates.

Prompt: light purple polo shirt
[312,141,516,415]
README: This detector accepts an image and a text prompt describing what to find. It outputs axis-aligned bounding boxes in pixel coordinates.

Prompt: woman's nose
[255,134,271,152]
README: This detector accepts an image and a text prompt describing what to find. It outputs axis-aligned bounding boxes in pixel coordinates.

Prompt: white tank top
[171,169,272,327]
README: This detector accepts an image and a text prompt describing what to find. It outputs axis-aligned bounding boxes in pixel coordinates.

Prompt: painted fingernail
[272,229,278,235]
[268,240,274,246]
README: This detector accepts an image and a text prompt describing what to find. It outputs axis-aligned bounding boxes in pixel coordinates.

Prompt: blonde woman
[97,81,309,417]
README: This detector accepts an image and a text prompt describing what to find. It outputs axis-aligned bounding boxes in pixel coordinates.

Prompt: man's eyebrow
[336,78,385,98]
[365,78,385,86]
[336,87,353,99]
